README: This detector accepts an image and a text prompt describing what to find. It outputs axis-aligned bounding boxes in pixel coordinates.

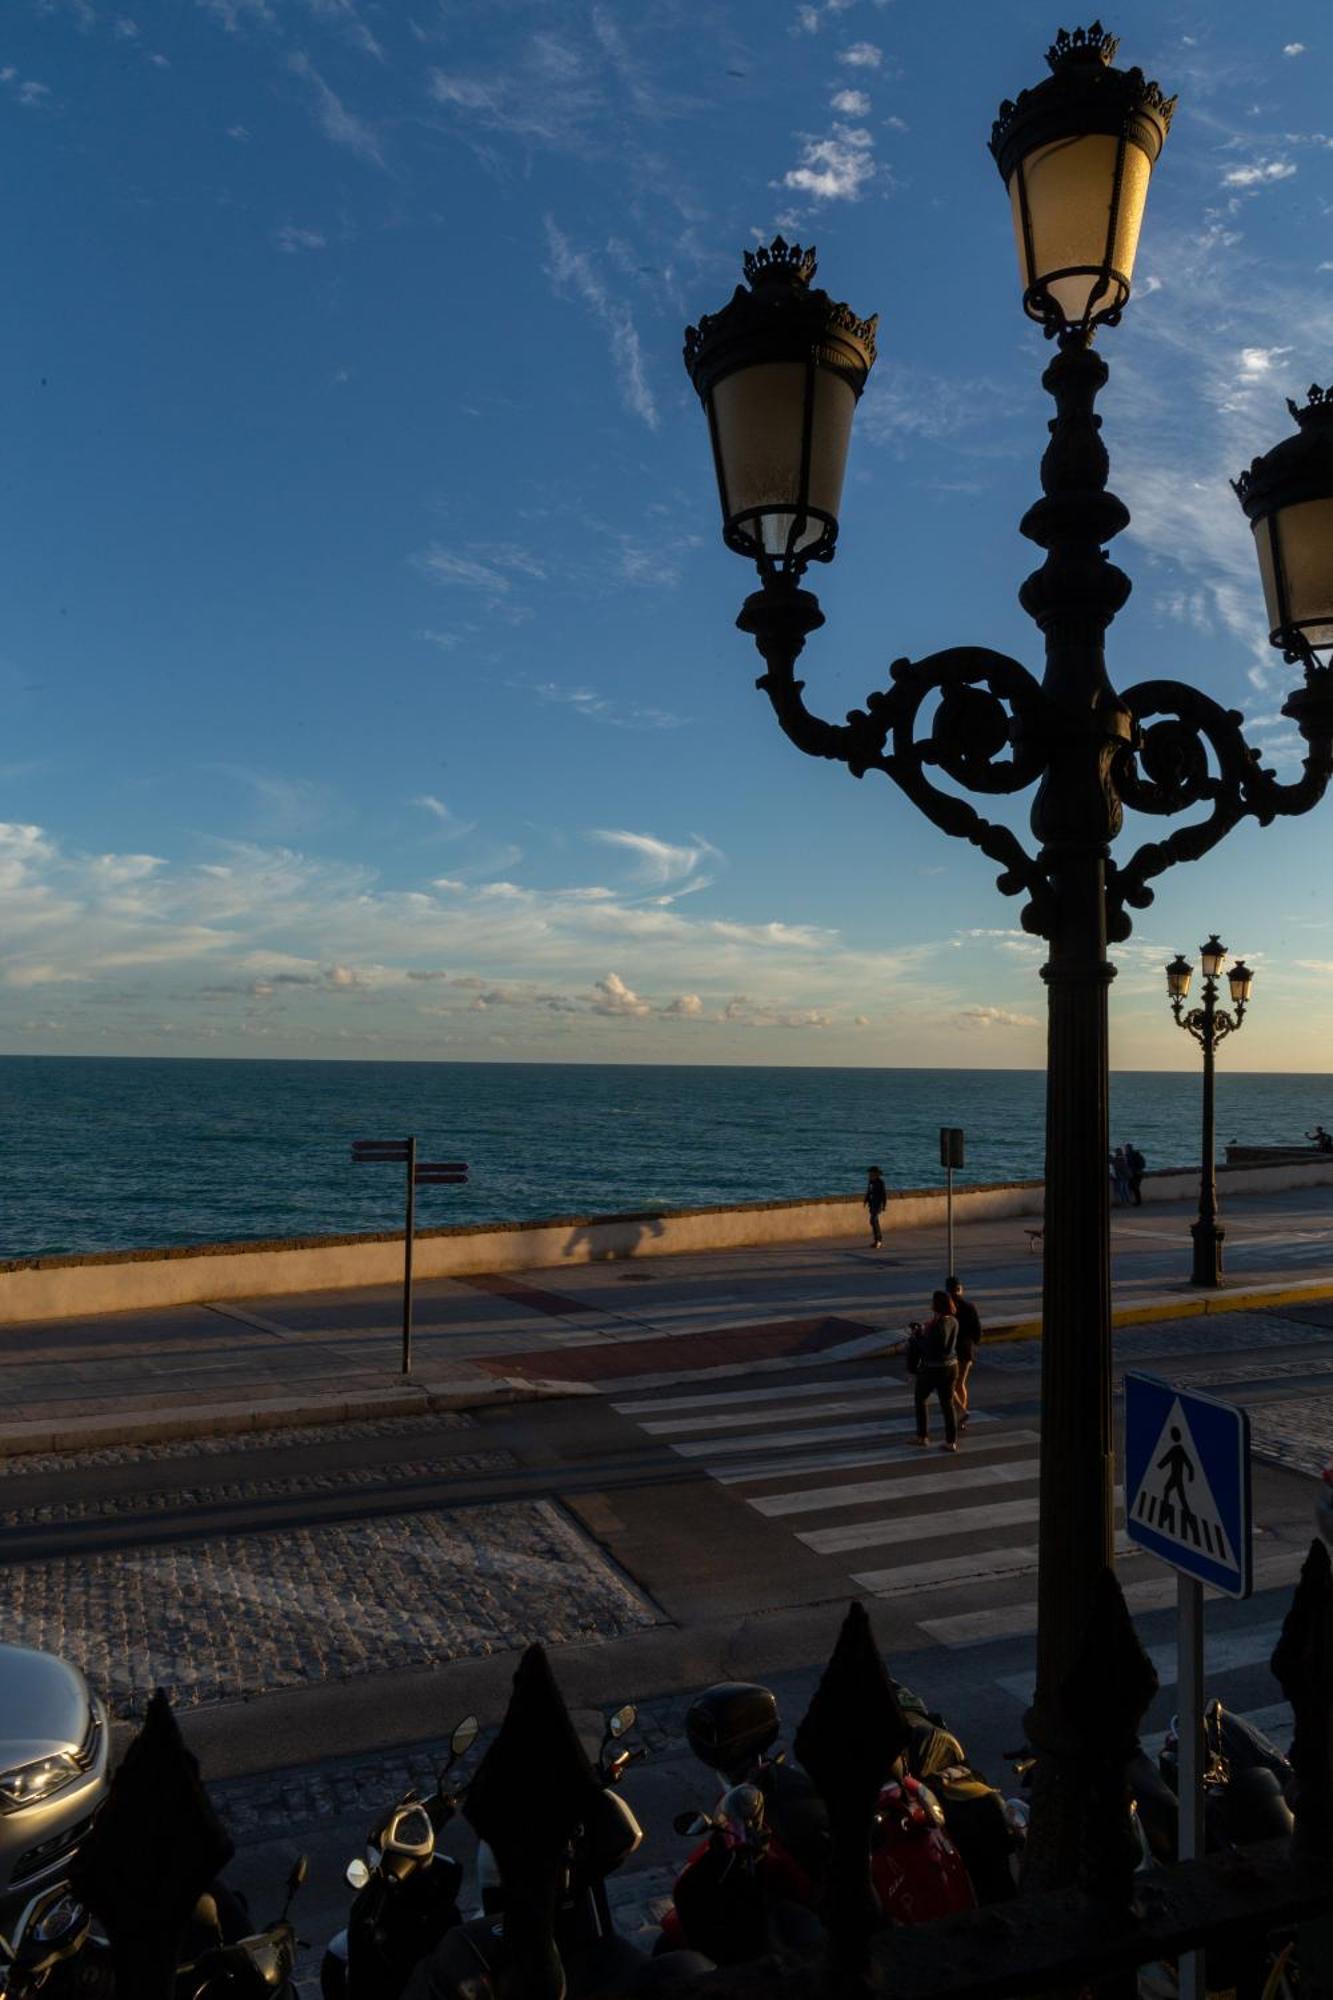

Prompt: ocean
[0,1056,1327,1260]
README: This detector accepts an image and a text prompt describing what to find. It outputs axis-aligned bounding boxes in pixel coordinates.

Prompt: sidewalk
[2,1183,1332,1455]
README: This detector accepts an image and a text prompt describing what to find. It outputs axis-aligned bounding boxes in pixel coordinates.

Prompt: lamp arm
[740,577,1055,931]
[1110,673,1333,924]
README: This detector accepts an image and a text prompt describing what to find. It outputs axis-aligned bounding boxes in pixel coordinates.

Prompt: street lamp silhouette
[1166,939,1254,1289]
[683,21,1333,1887]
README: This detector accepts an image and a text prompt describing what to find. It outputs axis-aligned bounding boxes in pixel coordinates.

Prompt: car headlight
[0,1754,80,1811]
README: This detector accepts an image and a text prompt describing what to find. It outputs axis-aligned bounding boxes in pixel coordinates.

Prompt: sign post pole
[1177,1571,1205,2000]
[402,1135,417,1378]
[939,1127,965,1276]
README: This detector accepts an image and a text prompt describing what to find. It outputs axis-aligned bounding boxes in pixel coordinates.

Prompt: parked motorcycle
[321,1717,479,2000]
[402,1704,712,1999]
[890,1687,1024,1904]
[0,1872,284,2000]
[1157,1699,1294,1849]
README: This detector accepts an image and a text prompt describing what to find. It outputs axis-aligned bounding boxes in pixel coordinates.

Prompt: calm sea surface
[1,1056,1329,1259]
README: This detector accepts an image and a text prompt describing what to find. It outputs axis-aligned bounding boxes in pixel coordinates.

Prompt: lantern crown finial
[1287,383,1333,428]
[1046,21,1120,71]
[743,236,818,290]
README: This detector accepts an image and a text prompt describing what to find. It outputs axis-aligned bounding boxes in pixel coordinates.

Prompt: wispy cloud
[838,41,883,68]
[287,50,382,165]
[953,1005,1039,1031]
[272,224,327,254]
[411,796,477,837]
[412,543,546,604]
[543,218,658,429]
[590,829,718,890]
[529,681,688,731]
[0,67,53,108]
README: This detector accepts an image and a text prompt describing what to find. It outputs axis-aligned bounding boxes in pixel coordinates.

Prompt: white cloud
[1283,43,1307,57]
[665,992,703,1017]
[1221,159,1296,188]
[954,1006,1039,1031]
[783,123,876,201]
[831,88,869,115]
[227,124,251,142]
[412,544,546,600]
[529,681,687,731]
[543,218,658,429]
[411,796,476,836]
[591,971,651,1016]
[838,41,883,67]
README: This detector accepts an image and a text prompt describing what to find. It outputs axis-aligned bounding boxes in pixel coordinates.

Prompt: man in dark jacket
[946,1275,981,1431]
[913,1289,960,1452]
[864,1165,888,1248]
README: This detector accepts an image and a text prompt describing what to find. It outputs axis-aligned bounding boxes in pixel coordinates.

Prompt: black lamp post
[1166,940,1254,1288]
[683,22,1333,1890]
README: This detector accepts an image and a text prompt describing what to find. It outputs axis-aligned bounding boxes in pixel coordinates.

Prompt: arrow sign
[352,1140,411,1162]
[1124,1372,1251,1598]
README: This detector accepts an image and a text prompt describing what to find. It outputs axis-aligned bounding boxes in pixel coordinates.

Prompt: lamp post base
[1190,1217,1224,1289]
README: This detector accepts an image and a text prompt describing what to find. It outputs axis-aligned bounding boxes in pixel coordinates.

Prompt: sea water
[0,1056,1327,1259]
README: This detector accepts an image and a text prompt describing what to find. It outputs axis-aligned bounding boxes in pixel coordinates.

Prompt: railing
[70,1542,1333,1999]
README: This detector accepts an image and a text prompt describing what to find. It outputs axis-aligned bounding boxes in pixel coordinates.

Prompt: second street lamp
[684,21,1333,1891]
[1167,939,1254,1289]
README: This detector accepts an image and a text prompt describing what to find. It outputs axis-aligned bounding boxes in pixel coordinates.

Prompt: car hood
[0,1646,92,1765]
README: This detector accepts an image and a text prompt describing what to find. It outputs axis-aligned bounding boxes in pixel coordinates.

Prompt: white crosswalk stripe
[609,1371,1300,1667]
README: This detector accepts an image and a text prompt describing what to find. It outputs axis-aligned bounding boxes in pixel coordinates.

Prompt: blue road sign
[1124,1372,1252,1598]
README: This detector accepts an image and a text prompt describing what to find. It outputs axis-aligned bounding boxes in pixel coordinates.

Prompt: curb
[981,1271,1333,1347]
[0,1374,594,1460]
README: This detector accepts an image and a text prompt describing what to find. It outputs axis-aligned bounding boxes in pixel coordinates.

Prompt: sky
[2,0,1333,1069]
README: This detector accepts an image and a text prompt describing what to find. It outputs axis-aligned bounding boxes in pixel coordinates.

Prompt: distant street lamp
[683,22,1333,1889]
[1166,939,1254,1289]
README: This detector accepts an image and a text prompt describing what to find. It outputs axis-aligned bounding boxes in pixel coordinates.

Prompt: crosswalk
[611,1369,1309,1663]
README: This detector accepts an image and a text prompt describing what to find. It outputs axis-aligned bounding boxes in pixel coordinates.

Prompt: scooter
[0,1884,107,1997]
[321,1718,479,2000]
[889,1686,1026,1904]
[403,1705,713,1999]
[659,1780,824,1966]
[179,1857,307,2000]
[1157,1698,1294,1849]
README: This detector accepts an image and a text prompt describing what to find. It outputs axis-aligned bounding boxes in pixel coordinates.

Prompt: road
[8,1289,1329,1989]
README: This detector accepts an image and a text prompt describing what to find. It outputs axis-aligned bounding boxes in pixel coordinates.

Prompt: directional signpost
[1125,1371,1252,2000]
[351,1137,470,1377]
[939,1126,965,1277]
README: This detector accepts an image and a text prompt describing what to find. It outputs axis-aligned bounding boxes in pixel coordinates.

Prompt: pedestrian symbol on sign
[1131,1397,1234,1570]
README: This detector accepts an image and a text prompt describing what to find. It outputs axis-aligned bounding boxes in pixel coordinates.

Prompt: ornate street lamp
[683,22,1333,1891]
[1166,938,1254,1288]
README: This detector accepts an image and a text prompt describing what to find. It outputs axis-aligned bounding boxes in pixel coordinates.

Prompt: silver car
[0,1646,108,1906]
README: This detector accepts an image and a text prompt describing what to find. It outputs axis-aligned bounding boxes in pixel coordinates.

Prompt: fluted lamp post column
[1166,941,1254,1288]
[683,20,1333,1889]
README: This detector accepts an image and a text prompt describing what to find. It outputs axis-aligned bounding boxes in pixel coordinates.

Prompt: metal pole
[1191,983,1223,1287]
[402,1135,417,1377]
[1177,1574,1206,2000]
[946,1164,954,1279]
[1020,336,1127,1890]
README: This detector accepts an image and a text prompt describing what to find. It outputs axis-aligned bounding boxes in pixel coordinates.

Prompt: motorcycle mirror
[346,1859,372,1891]
[672,1810,708,1838]
[608,1704,636,1740]
[450,1715,480,1761]
[288,1856,308,1896]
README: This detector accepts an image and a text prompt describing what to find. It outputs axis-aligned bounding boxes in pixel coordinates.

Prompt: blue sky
[2,0,1332,1068]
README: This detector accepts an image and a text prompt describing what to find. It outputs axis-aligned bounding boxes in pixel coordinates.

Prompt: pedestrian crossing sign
[1124,1372,1251,1598]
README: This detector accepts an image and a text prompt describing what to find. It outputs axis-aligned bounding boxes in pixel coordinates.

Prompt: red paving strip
[458,1274,589,1317]
[479,1315,876,1384]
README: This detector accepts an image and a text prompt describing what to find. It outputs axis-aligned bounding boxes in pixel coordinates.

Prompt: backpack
[904,1327,925,1376]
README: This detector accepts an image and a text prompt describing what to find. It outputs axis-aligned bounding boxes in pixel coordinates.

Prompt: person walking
[864,1165,888,1248]
[1126,1141,1146,1206]
[946,1275,981,1429]
[911,1288,960,1452]
[1110,1146,1131,1205]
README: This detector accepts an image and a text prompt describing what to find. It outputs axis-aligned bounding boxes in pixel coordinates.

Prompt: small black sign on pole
[351,1139,471,1378]
[939,1127,965,1277]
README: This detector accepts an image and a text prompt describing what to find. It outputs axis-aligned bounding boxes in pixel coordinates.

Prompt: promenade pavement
[3,1181,1333,1453]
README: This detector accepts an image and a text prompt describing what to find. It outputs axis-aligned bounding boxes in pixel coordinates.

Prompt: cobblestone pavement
[0,1408,476,1477]
[211,1691,688,1839]
[981,1309,1333,1372]
[0,1500,659,1716]
[0,1449,518,1529]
